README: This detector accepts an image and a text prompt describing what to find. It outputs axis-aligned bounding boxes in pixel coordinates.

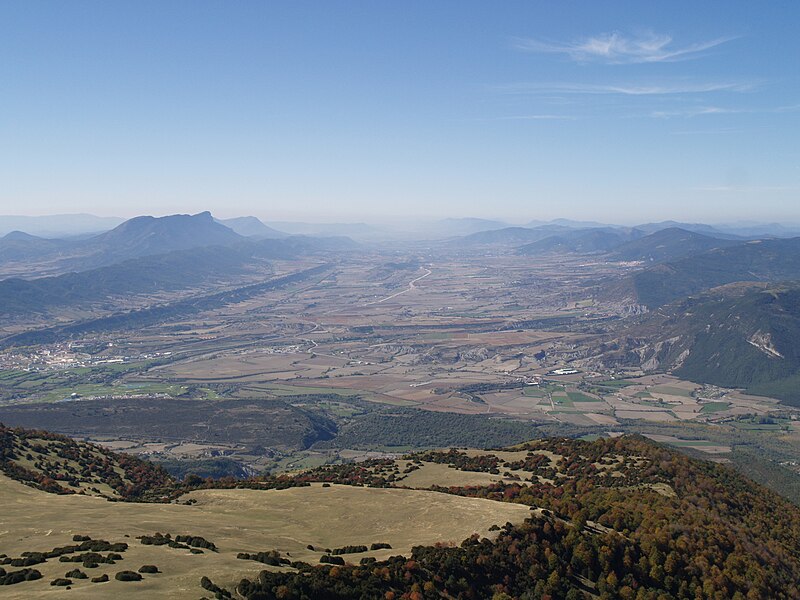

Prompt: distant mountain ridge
[614,236,800,308]
[518,227,643,255]
[0,213,125,238]
[218,216,287,239]
[608,227,739,263]
[453,225,574,246]
[92,211,243,261]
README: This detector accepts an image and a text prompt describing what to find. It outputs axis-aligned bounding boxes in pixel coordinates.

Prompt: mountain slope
[609,227,739,263]
[614,237,800,308]
[453,225,573,247]
[92,211,243,262]
[0,231,71,262]
[595,283,800,404]
[218,216,287,239]
[0,211,248,276]
[3,428,800,598]
[518,227,642,255]
[0,245,260,318]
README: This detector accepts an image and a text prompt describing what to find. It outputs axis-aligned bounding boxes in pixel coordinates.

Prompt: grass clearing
[0,475,530,599]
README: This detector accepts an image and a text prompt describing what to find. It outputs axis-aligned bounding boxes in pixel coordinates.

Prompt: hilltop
[608,227,739,263]
[0,426,799,598]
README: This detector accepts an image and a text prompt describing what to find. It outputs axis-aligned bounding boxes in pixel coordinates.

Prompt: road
[365,267,432,305]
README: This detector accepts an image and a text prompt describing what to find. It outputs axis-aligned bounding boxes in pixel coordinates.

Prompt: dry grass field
[0,475,530,599]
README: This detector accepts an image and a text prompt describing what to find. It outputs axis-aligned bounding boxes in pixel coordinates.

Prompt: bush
[51,578,72,586]
[65,569,87,579]
[236,551,288,566]
[331,545,368,555]
[319,555,345,565]
[0,568,42,585]
[72,535,91,542]
[369,543,392,550]
[138,565,159,573]
[115,570,142,582]
[91,574,109,583]
[200,576,232,598]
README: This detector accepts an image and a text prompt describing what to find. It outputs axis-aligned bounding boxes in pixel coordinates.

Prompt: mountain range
[612,236,800,308]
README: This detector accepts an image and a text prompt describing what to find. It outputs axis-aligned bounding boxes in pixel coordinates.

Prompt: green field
[699,401,731,414]
[567,391,602,403]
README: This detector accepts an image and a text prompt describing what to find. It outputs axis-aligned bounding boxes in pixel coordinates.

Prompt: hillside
[0,231,71,262]
[609,227,739,263]
[594,284,800,403]
[518,227,641,255]
[0,398,337,452]
[1,429,799,598]
[0,245,262,318]
[614,237,800,308]
[453,226,572,247]
[0,424,173,499]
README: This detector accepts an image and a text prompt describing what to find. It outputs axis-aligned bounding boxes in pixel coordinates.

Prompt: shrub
[65,569,87,579]
[51,578,72,586]
[331,545,368,555]
[0,568,42,585]
[91,574,109,583]
[115,570,142,582]
[319,555,345,565]
[370,543,392,550]
[138,565,159,573]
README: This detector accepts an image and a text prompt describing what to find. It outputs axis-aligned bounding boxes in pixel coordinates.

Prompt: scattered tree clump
[114,570,142,582]
[174,534,217,551]
[369,543,392,551]
[331,545,368,555]
[138,532,218,552]
[64,569,87,579]
[200,575,232,598]
[236,551,289,566]
[138,565,160,573]
[0,568,42,586]
[0,424,175,500]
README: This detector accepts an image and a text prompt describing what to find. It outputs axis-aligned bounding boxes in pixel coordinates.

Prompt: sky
[1,1,799,224]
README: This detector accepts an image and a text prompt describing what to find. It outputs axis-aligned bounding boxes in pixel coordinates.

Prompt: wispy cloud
[693,185,798,192]
[652,106,746,118]
[496,81,755,96]
[654,104,799,118]
[515,31,736,64]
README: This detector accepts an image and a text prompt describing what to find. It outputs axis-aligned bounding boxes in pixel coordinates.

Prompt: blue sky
[1,1,798,224]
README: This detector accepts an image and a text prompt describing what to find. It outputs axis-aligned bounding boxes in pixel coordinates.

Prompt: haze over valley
[2,2,800,599]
